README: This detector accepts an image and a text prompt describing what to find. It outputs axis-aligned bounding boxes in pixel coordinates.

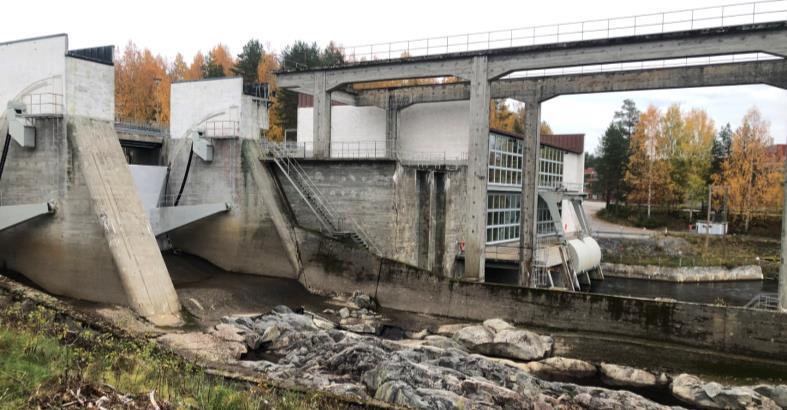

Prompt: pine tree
[234,39,264,84]
[596,123,628,206]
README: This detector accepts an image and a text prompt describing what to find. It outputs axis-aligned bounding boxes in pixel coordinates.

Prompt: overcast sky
[2,0,785,151]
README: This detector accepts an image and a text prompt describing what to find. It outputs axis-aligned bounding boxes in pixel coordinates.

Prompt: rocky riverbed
[201,292,786,410]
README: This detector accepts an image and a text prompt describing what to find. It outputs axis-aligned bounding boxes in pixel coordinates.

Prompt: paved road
[584,201,653,236]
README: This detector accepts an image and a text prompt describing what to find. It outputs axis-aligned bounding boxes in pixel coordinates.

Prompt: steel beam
[148,203,231,236]
[0,202,53,232]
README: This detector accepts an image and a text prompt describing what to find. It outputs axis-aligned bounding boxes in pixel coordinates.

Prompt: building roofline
[0,33,67,48]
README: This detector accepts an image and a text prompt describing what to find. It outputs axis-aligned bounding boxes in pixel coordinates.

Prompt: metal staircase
[262,141,380,255]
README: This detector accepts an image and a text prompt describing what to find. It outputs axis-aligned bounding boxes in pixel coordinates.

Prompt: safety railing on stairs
[262,141,381,255]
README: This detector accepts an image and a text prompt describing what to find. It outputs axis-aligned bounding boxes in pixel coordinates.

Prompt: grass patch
[0,295,369,409]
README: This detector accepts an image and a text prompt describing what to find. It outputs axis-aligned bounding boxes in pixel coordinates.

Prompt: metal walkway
[262,141,380,255]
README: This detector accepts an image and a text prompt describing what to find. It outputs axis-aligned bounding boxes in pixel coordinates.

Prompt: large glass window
[488,133,523,187]
[536,197,560,237]
[539,145,564,189]
[486,193,521,244]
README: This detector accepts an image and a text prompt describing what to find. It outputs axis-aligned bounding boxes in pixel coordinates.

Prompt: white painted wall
[0,35,66,115]
[65,57,114,121]
[171,77,244,139]
[561,152,586,235]
[399,101,469,160]
[296,105,386,157]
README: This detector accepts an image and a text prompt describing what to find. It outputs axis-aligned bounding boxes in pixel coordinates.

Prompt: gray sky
[3,0,785,151]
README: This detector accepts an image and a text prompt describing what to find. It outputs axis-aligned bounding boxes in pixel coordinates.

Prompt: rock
[310,314,337,331]
[261,324,283,344]
[526,357,597,380]
[158,332,245,362]
[452,325,494,347]
[406,329,429,340]
[271,305,293,314]
[210,323,246,343]
[435,323,473,336]
[341,317,380,334]
[475,329,553,361]
[483,318,515,333]
[753,385,787,408]
[374,381,429,409]
[339,307,351,319]
[351,291,378,310]
[600,363,667,388]
[422,335,468,351]
[671,373,779,409]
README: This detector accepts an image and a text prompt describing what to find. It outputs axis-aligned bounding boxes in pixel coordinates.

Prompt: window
[536,197,560,237]
[488,133,523,187]
[539,145,564,189]
[486,193,521,244]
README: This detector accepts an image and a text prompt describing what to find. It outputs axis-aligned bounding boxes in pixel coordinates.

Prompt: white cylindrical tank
[567,237,602,273]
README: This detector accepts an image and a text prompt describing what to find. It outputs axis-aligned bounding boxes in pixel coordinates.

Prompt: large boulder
[600,363,668,388]
[753,384,787,408]
[452,325,494,347]
[482,318,515,333]
[527,357,597,381]
[475,329,553,362]
[671,374,779,410]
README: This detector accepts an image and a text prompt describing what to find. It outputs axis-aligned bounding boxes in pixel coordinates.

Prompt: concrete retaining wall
[602,263,764,282]
[275,161,466,275]
[298,231,787,361]
[166,139,299,278]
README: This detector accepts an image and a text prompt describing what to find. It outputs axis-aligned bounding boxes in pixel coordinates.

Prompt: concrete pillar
[779,155,787,312]
[313,73,331,159]
[385,94,398,157]
[463,56,491,282]
[519,98,541,287]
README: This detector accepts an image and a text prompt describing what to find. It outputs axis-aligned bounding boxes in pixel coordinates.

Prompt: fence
[22,93,63,116]
[341,1,787,63]
[114,117,169,137]
[264,140,469,167]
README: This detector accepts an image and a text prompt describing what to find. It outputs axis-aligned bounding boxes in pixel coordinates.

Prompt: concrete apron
[0,116,181,327]
[295,229,787,372]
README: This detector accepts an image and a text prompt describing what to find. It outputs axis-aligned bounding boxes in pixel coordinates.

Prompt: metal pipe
[0,133,10,184]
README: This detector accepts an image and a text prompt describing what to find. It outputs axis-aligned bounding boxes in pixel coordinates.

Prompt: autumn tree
[721,107,781,231]
[624,105,676,216]
[681,108,716,204]
[115,42,170,123]
[170,53,187,82]
[204,44,235,78]
[185,52,205,81]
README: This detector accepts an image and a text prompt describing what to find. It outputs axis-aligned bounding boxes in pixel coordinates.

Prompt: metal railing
[266,140,469,168]
[744,293,779,310]
[115,117,169,137]
[263,141,382,255]
[340,1,787,63]
[203,120,240,138]
[21,93,63,116]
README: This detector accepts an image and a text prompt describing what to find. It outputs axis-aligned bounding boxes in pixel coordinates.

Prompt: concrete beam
[463,56,491,282]
[519,98,541,287]
[0,203,53,232]
[148,203,230,236]
[486,24,787,79]
[290,86,358,106]
[354,60,787,108]
[277,23,787,90]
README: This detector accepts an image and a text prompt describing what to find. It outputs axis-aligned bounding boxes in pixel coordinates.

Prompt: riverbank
[601,263,764,282]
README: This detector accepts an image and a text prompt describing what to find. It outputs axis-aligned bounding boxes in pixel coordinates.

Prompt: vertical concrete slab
[69,117,181,326]
[519,99,541,287]
[313,73,331,159]
[464,56,490,281]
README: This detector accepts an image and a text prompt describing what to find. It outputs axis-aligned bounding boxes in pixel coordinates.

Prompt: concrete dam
[1,23,787,375]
